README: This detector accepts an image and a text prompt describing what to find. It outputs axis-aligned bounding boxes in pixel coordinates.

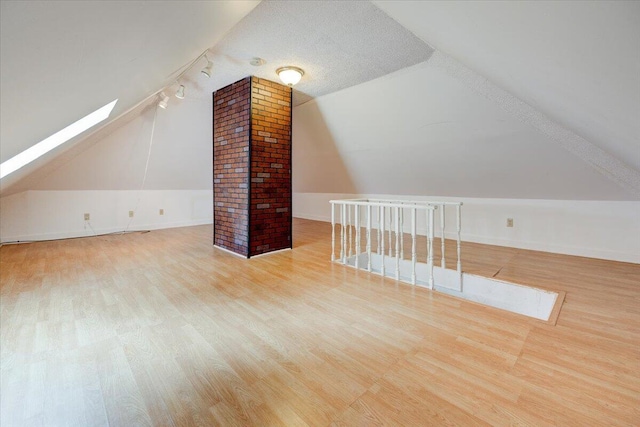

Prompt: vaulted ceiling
[1,0,638,199]
[375,0,640,173]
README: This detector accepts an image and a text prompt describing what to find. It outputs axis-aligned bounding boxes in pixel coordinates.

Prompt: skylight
[0,99,118,179]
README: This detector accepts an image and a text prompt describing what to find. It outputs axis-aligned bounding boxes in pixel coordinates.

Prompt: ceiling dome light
[175,85,185,99]
[201,59,213,78]
[158,93,169,109]
[276,66,304,86]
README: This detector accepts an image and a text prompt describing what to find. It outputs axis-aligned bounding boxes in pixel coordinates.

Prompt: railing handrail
[331,198,462,207]
[330,199,438,210]
[364,198,463,207]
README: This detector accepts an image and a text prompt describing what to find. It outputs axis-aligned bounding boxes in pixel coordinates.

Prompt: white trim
[250,248,292,258]
[213,244,248,258]
[293,212,328,222]
[0,218,212,244]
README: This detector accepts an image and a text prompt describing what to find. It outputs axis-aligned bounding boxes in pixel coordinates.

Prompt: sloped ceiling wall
[0,0,259,191]
[374,0,640,171]
[2,1,638,202]
[292,0,640,200]
[293,61,636,200]
[1,0,435,195]
[27,97,213,191]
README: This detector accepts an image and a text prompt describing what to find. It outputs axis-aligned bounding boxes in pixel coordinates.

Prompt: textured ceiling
[200,0,434,105]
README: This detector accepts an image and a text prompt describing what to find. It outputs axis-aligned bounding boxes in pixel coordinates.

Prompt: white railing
[330,198,463,291]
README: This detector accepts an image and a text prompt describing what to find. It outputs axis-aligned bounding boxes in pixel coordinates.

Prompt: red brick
[214,76,292,258]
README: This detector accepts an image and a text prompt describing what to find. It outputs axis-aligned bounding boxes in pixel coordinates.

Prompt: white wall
[0,95,213,243]
[291,60,640,264]
[0,190,212,242]
[28,98,213,191]
[294,193,640,264]
[292,61,637,200]
[375,1,640,171]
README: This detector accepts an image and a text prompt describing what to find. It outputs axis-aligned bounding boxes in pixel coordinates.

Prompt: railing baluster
[367,205,372,272]
[395,206,400,280]
[331,203,335,262]
[341,204,347,264]
[440,204,446,269]
[457,203,462,289]
[428,207,434,289]
[355,205,360,269]
[425,209,429,270]
[380,206,385,276]
[400,208,404,259]
[348,205,352,258]
[388,206,393,257]
[411,208,417,285]
[377,206,382,255]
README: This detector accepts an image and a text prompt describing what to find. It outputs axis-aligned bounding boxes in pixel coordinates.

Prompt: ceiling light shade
[276,66,304,86]
[175,85,185,99]
[201,60,213,78]
[158,93,169,109]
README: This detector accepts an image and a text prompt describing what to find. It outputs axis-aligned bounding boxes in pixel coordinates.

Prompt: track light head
[201,59,213,78]
[158,93,169,109]
[175,85,185,99]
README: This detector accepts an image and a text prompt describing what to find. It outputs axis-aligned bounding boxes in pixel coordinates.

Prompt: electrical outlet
[84,213,90,221]
[507,218,514,228]
[129,210,134,218]
[159,209,164,216]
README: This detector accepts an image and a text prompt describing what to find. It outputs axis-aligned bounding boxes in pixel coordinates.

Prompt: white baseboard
[293,212,330,222]
[1,218,213,244]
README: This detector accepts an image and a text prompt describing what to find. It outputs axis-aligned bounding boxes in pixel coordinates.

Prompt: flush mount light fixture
[175,84,185,99]
[276,66,304,86]
[158,93,169,109]
[201,56,213,78]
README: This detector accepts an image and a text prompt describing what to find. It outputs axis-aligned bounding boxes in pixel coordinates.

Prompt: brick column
[213,76,292,258]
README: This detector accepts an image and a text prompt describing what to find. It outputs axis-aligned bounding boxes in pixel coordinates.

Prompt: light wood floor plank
[1,218,638,425]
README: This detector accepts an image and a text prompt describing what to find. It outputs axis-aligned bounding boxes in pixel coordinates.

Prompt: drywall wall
[26,98,212,191]
[375,0,640,172]
[0,93,213,242]
[1,0,259,172]
[293,193,640,264]
[293,61,637,201]
[0,190,212,243]
[291,60,639,263]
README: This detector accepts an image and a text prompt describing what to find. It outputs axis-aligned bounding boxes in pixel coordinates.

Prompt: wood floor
[1,218,638,426]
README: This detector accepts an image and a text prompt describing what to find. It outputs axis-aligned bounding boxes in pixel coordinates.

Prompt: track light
[175,85,185,99]
[201,57,213,78]
[158,93,169,109]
